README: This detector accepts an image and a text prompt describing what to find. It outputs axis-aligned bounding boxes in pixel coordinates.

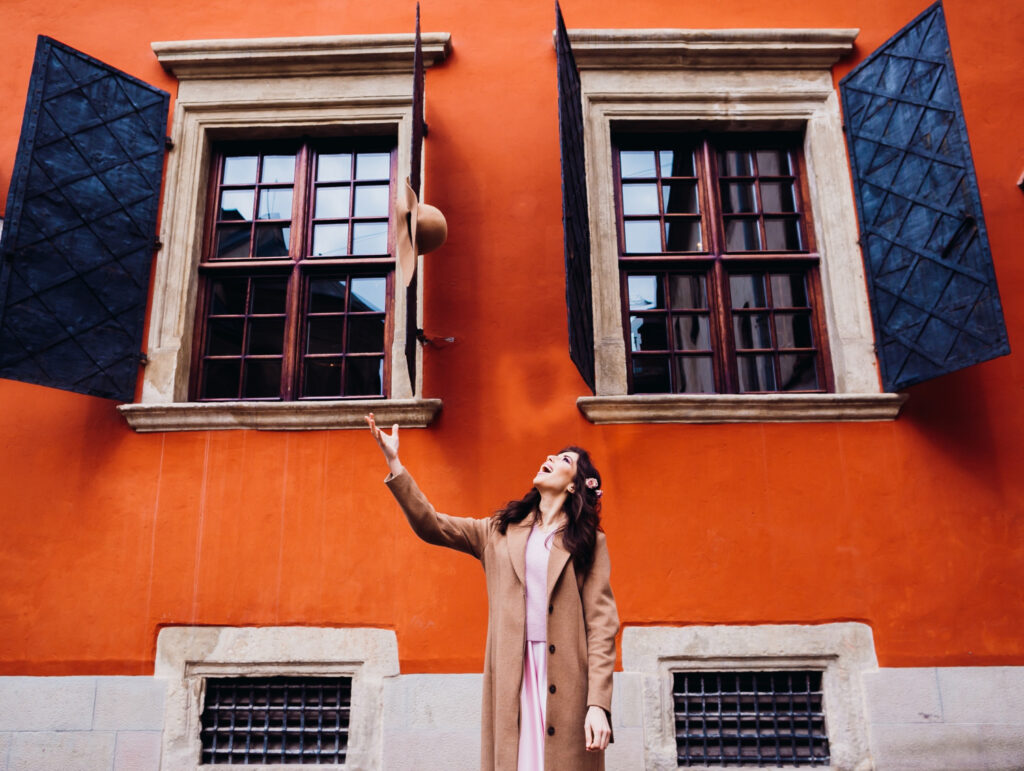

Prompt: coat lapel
[547,532,572,602]
[506,520,530,585]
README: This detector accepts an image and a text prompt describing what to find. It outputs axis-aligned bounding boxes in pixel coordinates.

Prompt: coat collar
[506,519,572,602]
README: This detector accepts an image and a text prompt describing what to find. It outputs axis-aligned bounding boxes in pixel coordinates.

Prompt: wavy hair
[493,445,603,577]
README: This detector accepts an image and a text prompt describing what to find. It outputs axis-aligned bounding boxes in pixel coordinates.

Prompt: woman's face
[533,450,580,493]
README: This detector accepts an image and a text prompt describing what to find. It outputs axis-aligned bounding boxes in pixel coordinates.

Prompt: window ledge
[577,393,906,424]
[118,398,442,432]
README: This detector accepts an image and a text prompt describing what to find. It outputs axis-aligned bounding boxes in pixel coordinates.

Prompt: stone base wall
[0,668,1022,769]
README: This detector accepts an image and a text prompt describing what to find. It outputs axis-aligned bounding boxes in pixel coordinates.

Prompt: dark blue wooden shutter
[556,2,596,393]
[405,5,425,391]
[0,36,169,402]
[840,1,1009,391]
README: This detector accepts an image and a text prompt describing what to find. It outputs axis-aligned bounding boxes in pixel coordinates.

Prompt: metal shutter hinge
[136,352,149,365]
[165,137,174,150]
[153,238,163,250]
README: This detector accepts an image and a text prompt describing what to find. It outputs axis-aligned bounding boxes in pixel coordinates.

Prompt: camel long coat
[386,469,619,770]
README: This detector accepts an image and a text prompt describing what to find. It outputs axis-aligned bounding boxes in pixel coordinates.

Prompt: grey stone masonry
[0,677,166,771]
[863,667,1024,770]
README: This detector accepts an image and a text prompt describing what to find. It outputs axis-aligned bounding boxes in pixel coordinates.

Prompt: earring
[567,485,575,493]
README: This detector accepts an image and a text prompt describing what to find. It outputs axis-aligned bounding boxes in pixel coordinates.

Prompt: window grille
[200,676,351,765]
[673,671,829,767]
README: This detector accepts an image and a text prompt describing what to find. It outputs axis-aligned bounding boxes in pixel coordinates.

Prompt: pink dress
[518,523,556,770]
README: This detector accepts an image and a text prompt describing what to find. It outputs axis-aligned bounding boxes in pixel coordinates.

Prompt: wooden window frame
[189,138,398,402]
[612,132,835,395]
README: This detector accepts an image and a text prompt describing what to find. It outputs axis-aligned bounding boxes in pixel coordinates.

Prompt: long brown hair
[493,445,603,577]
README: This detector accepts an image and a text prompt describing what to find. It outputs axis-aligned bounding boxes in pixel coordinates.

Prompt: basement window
[201,676,352,765]
[673,670,829,767]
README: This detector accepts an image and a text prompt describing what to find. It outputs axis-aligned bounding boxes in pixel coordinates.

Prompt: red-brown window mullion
[280,146,311,400]
[697,139,733,394]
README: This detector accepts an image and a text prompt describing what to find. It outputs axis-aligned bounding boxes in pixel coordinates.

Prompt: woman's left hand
[584,705,611,752]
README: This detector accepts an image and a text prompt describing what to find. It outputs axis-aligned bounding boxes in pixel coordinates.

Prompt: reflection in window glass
[354,185,391,217]
[630,316,668,351]
[316,186,351,219]
[718,150,752,177]
[350,277,386,312]
[674,356,715,393]
[313,224,349,256]
[624,220,662,253]
[622,184,660,215]
[756,149,790,175]
[257,188,292,220]
[261,155,295,183]
[317,154,352,182]
[620,151,657,178]
[309,278,347,314]
[627,275,661,310]
[220,190,254,221]
[665,220,701,251]
[669,275,707,310]
[352,222,388,255]
[770,274,808,308]
[355,153,390,180]
[730,274,767,309]
[673,315,711,351]
[223,156,257,184]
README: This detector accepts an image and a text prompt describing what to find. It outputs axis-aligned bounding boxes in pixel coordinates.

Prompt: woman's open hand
[584,705,611,752]
[365,413,403,475]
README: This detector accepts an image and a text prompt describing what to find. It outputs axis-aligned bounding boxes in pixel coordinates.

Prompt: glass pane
[756,149,790,175]
[220,189,254,220]
[315,186,351,219]
[317,153,352,182]
[774,313,814,349]
[307,317,345,354]
[345,357,384,396]
[631,356,670,393]
[730,274,767,309]
[214,224,251,259]
[764,218,802,251]
[309,278,347,313]
[626,275,662,310]
[620,150,657,178]
[210,278,248,315]
[348,316,386,353]
[779,353,819,390]
[669,274,707,309]
[354,184,390,217]
[629,316,668,352]
[247,318,285,355]
[303,358,342,397]
[674,356,716,393]
[621,184,659,215]
[206,318,244,356]
[624,220,661,253]
[350,277,386,312]
[733,313,772,349]
[251,279,288,314]
[313,223,349,256]
[355,153,391,180]
[203,359,241,399]
[261,155,295,183]
[243,359,281,398]
[725,218,761,251]
[760,182,796,212]
[665,219,702,251]
[254,224,290,257]
[662,149,694,177]
[718,150,752,176]
[352,222,388,255]
[737,354,776,392]
[720,182,756,213]
[770,273,808,307]
[663,183,698,214]
[673,314,711,351]
[223,156,257,185]
[257,188,292,220]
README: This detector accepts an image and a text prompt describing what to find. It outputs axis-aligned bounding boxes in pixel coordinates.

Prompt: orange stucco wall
[0,0,1021,676]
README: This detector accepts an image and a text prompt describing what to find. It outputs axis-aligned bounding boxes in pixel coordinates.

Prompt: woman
[366,414,618,770]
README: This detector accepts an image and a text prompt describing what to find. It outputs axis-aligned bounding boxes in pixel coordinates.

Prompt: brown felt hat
[395,177,447,287]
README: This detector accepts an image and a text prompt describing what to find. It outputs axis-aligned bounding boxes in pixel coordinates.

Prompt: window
[193,140,396,401]
[615,134,832,395]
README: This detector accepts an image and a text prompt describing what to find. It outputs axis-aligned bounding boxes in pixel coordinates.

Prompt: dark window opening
[192,138,396,401]
[200,676,352,765]
[614,134,832,395]
[673,670,830,767]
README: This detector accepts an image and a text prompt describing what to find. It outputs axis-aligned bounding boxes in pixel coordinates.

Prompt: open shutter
[0,36,169,401]
[840,1,1009,391]
[405,4,425,391]
[555,2,596,393]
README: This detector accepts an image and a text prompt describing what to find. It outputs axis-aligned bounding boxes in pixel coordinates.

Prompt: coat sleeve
[385,468,491,560]
[581,531,619,713]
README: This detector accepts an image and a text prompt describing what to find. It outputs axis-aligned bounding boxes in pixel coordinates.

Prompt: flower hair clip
[585,477,603,497]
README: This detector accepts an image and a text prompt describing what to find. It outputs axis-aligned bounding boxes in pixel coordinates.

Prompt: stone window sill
[577,393,906,424]
[118,398,442,432]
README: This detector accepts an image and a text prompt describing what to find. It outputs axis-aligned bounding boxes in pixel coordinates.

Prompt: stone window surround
[622,623,878,770]
[118,34,451,432]
[154,626,399,770]
[568,29,907,424]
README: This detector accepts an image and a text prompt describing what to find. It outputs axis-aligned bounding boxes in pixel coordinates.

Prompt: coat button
[548,644,555,654]
[547,726,555,736]
[548,604,554,614]
[549,684,556,694]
